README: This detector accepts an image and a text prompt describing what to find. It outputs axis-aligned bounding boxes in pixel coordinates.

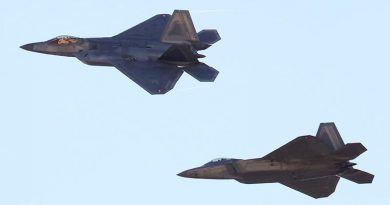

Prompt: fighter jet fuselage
[21,37,200,66]
[178,123,374,198]
[180,154,356,183]
[21,10,220,94]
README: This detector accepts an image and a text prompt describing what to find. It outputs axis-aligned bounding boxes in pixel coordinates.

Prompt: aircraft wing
[262,136,333,161]
[264,123,347,161]
[280,176,340,198]
[110,59,183,94]
[113,14,171,40]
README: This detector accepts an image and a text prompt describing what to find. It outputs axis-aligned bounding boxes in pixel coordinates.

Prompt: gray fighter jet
[20,10,220,94]
[178,123,374,198]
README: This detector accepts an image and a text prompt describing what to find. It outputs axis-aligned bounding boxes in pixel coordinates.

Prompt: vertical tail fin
[161,10,199,44]
[316,123,345,151]
[339,169,374,184]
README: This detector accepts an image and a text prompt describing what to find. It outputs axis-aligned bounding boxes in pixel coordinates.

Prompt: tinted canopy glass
[49,35,80,45]
[202,158,239,167]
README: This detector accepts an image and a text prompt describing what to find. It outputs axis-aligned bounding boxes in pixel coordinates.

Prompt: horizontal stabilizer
[316,123,345,151]
[339,169,374,184]
[280,176,340,199]
[184,63,219,82]
[198,29,221,45]
[331,143,367,161]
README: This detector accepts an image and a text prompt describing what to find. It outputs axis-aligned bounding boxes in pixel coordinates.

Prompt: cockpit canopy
[48,35,80,45]
[211,158,231,163]
[202,158,239,167]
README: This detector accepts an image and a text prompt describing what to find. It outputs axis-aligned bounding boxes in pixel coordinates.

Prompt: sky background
[1,0,389,204]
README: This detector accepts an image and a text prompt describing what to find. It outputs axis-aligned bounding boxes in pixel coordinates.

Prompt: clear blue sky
[1,0,389,204]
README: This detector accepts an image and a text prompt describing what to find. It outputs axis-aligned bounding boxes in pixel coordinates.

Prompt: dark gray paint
[178,123,374,199]
[21,10,220,94]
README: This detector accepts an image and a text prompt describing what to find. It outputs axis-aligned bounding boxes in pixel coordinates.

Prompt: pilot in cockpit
[49,36,80,45]
[202,158,238,167]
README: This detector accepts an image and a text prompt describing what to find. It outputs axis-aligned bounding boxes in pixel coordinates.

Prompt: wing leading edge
[263,123,348,161]
[114,10,199,43]
[113,14,171,40]
[262,136,333,161]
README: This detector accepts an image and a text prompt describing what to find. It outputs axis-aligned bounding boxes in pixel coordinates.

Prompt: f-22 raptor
[21,10,220,94]
[178,123,374,198]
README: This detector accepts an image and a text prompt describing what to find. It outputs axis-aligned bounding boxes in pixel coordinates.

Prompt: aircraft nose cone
[177,170,199,178]
[20,43,34,51]
[177,171,188,178]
